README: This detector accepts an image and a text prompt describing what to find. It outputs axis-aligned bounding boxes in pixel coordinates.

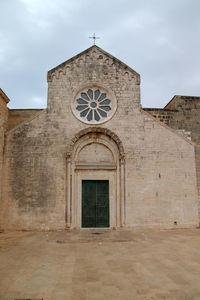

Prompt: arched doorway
[66,128,125,229]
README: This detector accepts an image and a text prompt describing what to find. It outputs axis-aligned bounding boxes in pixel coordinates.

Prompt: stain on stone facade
[0,46,199,230]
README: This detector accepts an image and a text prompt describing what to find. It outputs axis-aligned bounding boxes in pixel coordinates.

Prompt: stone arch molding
[68,127,125,158]
[66,127,125,229]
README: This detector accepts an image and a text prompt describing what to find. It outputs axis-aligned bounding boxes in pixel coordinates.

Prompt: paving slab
[0,229,200,300]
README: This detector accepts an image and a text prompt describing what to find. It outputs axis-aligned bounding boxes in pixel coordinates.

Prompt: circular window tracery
[72,87,117,124]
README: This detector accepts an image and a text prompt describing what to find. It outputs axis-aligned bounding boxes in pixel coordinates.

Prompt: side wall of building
[0,90,9,226]
[8,109,44,131]
[144,96,200,218]
[125,110,198,228]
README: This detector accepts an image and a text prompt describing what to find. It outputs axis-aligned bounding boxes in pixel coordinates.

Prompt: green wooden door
[82,180,109,228]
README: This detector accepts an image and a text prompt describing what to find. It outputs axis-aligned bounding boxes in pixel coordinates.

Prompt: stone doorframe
[66,127,125,229]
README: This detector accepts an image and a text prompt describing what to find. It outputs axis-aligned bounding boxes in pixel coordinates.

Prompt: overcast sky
[1,0,200,109]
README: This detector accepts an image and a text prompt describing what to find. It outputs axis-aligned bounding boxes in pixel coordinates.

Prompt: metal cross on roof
[89,33,100,45]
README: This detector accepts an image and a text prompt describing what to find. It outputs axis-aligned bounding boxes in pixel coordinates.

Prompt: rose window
[72,87,117,124]
[76,89,112,122]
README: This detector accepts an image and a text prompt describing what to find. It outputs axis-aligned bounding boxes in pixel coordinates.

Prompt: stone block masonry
[0,46,199,230]
[144,95,200,219]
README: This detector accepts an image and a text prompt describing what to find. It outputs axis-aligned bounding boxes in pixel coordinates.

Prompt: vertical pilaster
[66,154,71,228]
[120,156,125,226]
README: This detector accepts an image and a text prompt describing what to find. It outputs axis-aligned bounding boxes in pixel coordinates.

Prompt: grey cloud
[0,0,200,108]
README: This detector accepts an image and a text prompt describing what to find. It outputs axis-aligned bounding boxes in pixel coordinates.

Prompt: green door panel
[96,181,109,227]
[82,180,109,228]
[82,180,96,228]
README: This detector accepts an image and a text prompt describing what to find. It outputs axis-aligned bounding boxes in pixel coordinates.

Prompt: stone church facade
[0,46,199,230]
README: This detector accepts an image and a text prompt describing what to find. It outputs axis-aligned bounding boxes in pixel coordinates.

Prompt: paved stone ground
[0,228,200,300]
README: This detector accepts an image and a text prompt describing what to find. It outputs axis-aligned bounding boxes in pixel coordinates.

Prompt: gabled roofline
[164,95,200,109]
[164,95,177,109]
[143,107,178,112]
[0,88,10,104]
[6,110,46,136]
[141,108,194,146]
[47,45,140,78]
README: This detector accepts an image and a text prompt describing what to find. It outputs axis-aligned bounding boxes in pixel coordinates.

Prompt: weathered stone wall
[8,109,44,130]
[144,96,200,218]
[129,110,198,228]
[143,108,178,125]
[1,47,199,230]
[0,89,9,223]
[2,111,64,230]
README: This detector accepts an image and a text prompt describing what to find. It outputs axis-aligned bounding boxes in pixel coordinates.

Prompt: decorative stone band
[75,162,117,170]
